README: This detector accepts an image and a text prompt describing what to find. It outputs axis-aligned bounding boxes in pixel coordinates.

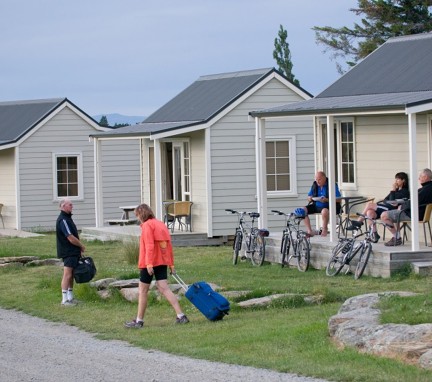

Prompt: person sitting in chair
[296,171,341,237]
[348,171,410,243]
[380,168,432,246]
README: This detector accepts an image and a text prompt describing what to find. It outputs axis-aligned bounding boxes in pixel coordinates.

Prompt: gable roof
[0,98,101,148]
[250,32,432,118]
[91,68,312,139]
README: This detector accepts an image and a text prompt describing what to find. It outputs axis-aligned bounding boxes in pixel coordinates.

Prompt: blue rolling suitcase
[172,273,230,321]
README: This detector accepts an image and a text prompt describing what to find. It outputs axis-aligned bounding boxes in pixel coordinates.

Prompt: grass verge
[0,234,431,381]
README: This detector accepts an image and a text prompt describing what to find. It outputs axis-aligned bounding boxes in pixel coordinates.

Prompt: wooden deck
[264,234,432,278]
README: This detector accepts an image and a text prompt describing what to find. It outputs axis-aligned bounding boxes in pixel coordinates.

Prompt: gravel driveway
[0,308,330,382]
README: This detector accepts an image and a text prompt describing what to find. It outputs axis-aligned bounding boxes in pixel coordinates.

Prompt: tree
[313,0,432,73]
[99,116,109,127]
[273,24,300,86]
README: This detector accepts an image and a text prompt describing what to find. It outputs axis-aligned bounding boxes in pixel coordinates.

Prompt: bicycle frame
[272,210,310,272]
[226,209,266,266]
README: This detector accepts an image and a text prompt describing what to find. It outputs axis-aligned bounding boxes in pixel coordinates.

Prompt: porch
[264,234,432,278]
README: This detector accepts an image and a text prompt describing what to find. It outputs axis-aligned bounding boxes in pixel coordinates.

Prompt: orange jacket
[138,218,174,269]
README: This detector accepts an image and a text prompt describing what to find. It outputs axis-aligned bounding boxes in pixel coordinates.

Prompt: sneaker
[346,220,363,231]
[67,298,81,304]
[61,300,77,307]
[124,319,144,329]
[384,237,402,246]
[371,232,380,243]
[175,315,190,324]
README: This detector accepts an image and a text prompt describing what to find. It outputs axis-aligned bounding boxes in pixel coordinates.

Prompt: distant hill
[92,113,146,126]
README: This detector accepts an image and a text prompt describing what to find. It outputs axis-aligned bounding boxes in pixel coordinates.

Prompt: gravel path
[0,308,330,382]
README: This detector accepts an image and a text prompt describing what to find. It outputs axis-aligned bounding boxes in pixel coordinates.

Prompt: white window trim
[336,118,357,191]
[266,135,297,198]
[52,152,84,201]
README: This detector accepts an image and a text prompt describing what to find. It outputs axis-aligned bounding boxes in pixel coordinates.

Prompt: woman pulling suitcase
[124,203,189,328]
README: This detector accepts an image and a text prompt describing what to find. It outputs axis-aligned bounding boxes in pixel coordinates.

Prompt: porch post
[255,117,267,229]
[93,137,103,228]
[326,115,337,242]
[408,113,419,251]
[154,138,163,220]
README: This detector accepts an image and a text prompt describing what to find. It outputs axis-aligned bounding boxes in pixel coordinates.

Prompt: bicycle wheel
[232,230,242,265]
[326,240,350,276]
[250,232,266,266]
[281,232,291,268]
[296,237,310,272]
[354,242,372,279]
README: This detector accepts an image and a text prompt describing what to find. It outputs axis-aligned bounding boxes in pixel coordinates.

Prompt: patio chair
[400,203,432,246]
[167,201,193,233]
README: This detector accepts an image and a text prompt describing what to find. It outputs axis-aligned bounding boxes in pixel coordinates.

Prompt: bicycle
[271,209,311,272]
[225,209,268,266]
[326,213,387,279]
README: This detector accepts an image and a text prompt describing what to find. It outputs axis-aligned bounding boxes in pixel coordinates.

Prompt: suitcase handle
[171,272,189,291]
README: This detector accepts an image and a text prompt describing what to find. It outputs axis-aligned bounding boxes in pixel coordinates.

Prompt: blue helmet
[294,208,306,217]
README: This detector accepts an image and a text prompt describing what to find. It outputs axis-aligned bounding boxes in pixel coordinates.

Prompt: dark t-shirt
[56,210,81,258]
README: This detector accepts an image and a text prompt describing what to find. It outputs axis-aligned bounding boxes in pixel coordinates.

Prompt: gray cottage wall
[210,78,314,236]
[17,107,140,231]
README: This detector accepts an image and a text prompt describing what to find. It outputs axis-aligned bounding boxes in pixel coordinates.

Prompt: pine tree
[313,0,432,73]
[273,25,300,86]
[99,116,109,127]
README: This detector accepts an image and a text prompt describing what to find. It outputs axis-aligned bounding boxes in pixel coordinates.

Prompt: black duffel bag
[74,256,97,283]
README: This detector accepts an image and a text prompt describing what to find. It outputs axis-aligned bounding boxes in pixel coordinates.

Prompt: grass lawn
[0,234,432,382]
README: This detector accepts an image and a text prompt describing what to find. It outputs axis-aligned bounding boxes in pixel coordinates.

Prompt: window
[319,119,356,188]
[53,153,83,199]
[340,121,355,184]
[266,138,296,194]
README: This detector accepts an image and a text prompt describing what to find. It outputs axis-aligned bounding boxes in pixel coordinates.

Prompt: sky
[1,0,360,118]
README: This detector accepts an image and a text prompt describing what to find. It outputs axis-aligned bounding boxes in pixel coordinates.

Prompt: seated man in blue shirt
[297,171,342,237]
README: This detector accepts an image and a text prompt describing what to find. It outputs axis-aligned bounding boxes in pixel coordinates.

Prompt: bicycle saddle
[249,212,260,219]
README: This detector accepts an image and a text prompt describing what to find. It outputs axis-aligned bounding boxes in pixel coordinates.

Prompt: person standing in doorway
[56,198,85,306]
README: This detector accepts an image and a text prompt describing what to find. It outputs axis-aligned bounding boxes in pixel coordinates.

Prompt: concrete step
[411,261,432,276]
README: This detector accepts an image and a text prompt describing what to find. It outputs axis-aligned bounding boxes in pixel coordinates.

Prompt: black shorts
[63,256,80,269]
[306,203,341,215]
[140,265,168,284]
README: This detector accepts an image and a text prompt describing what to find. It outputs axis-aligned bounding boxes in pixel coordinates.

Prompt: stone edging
[328,291,432,370]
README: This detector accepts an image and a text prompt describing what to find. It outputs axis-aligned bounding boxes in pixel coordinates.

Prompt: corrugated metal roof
[144,68,274,124]
[251,91,432,117]
[92,120,201,138]
[318,33,432,98]
[0,98,65,145]
[250,33,432,118]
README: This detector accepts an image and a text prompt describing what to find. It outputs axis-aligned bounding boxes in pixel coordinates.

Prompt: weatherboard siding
[210,77,314,236]
[353,114,429,199]
[17,107,140,230]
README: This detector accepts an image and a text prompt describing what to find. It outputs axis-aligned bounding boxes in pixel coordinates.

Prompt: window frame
[265,135,297,198]
[317,117,357,191]
[52,152,84,201]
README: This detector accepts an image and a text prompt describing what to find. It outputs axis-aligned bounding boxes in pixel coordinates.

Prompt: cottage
[0,98,141,230]
[91,68,315,237]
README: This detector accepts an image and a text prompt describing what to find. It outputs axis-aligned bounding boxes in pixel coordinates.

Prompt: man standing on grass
[56,198,85,306]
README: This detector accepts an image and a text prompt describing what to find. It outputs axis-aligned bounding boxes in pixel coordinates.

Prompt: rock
[91,278,117,290]
[0,256,39,264]
[97,289,112,299]
[329,291,432,370]
[0,262,24,268]
[26,259,63,266]
[120,287,139,302]
[110,279,139,288]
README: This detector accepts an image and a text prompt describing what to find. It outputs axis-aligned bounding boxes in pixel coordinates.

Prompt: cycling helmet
[294,208,306,217]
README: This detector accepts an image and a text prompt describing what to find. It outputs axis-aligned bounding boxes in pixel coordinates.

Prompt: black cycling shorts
[139,265,168,284]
